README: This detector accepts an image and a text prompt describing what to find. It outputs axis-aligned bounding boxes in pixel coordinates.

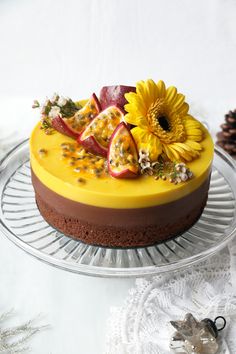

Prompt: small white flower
[180,173,188,182]
[187,170,193,178]
[176,163,186,172]
[175,166,181,172]
[139,149,149,158]
[138,155,146,163]
[40,99,49,114]
[141,161,151,169]
[32,100,40,109]
[48,106,61,118]
[50,93,59,104]
[176,177,182,183]
[57,96,67,107]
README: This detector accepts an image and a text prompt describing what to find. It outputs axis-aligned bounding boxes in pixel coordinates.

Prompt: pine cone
[216,109,236,156]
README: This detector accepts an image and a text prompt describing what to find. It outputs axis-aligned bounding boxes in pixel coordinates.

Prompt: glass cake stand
[0,140,236,278]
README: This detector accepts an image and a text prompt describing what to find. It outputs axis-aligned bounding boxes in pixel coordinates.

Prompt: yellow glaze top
[30,121,214,209]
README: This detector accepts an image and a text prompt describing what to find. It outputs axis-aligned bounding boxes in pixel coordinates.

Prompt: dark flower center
[158,116,170,131]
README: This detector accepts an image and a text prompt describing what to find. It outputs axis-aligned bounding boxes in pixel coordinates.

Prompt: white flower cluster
[33,92,81,123]
[40,99,50,115]
[138,149,194,183]
[49,93,68,107]
[32,100,40,109]
[174,162,193,183]
[41,93,68,118]
[48,105,61,119]
[58,96,68,107]
[50,93,59,104]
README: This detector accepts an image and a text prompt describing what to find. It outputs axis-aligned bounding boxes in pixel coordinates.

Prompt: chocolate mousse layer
[32,171,210,248]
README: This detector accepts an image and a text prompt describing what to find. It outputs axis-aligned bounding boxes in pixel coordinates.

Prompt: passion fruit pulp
[52,93,101,139]
[108,122,139,179]
[78,105,124,156]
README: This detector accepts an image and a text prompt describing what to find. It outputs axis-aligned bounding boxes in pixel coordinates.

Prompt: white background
[0,0,236,353]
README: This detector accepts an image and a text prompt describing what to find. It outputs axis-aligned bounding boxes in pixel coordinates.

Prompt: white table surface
[0,0,236,353]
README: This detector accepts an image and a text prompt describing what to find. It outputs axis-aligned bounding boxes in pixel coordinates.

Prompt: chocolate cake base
[32,171,210,248]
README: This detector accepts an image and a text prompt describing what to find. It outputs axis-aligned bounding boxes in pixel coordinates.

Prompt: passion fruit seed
[38,148,48,157]
[110,135,138,171]
[77,177,86,184]
[61,152,69,158]
[84,108,122,148]
[60,142,108,177]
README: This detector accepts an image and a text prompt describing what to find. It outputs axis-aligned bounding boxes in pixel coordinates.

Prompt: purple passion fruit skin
[100,85,136,110]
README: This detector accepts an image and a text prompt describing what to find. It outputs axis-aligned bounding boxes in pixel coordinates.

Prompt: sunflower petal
[124,113,139,126]
[185,117,202,128]
[156,80,166,98]
[125,93,146,116]
[177,102,189,115]
[148,133,162,160]
[168,145,180,160]
[125,113,148,128]
[184,140,202,151]
[146,79,159,104]
[171,142,200,161]
[162,144,176,161]
[131,127,149,145]
[166,86,177,104]
[184,117,204,142]
[172,93,186,112]
[136,80,146,98]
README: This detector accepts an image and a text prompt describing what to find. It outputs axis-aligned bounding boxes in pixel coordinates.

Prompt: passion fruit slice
[108,122,139,179]
[100,85,136,110]
[78,105,124,157]
[52,93,101,139]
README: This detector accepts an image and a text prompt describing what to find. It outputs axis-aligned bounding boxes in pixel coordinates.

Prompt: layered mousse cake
[30,79,214,247]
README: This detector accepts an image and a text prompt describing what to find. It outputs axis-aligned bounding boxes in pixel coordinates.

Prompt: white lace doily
[106,247,236,354]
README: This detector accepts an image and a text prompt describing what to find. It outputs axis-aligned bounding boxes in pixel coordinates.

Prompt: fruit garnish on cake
[78,105,124,156]
[99,85,136,109]
[52,94,101,139]
[33,93,101,139]
[32,80,205,184]
[60,142,107,178]
[108,122,139,179]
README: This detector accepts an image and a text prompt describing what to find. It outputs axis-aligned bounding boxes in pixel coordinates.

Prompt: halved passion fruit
[108,122,139,179]
[78,105,124,157]
[51,93,101,139]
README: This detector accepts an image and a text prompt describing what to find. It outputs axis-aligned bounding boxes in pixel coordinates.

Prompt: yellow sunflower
[124,79,204,162]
